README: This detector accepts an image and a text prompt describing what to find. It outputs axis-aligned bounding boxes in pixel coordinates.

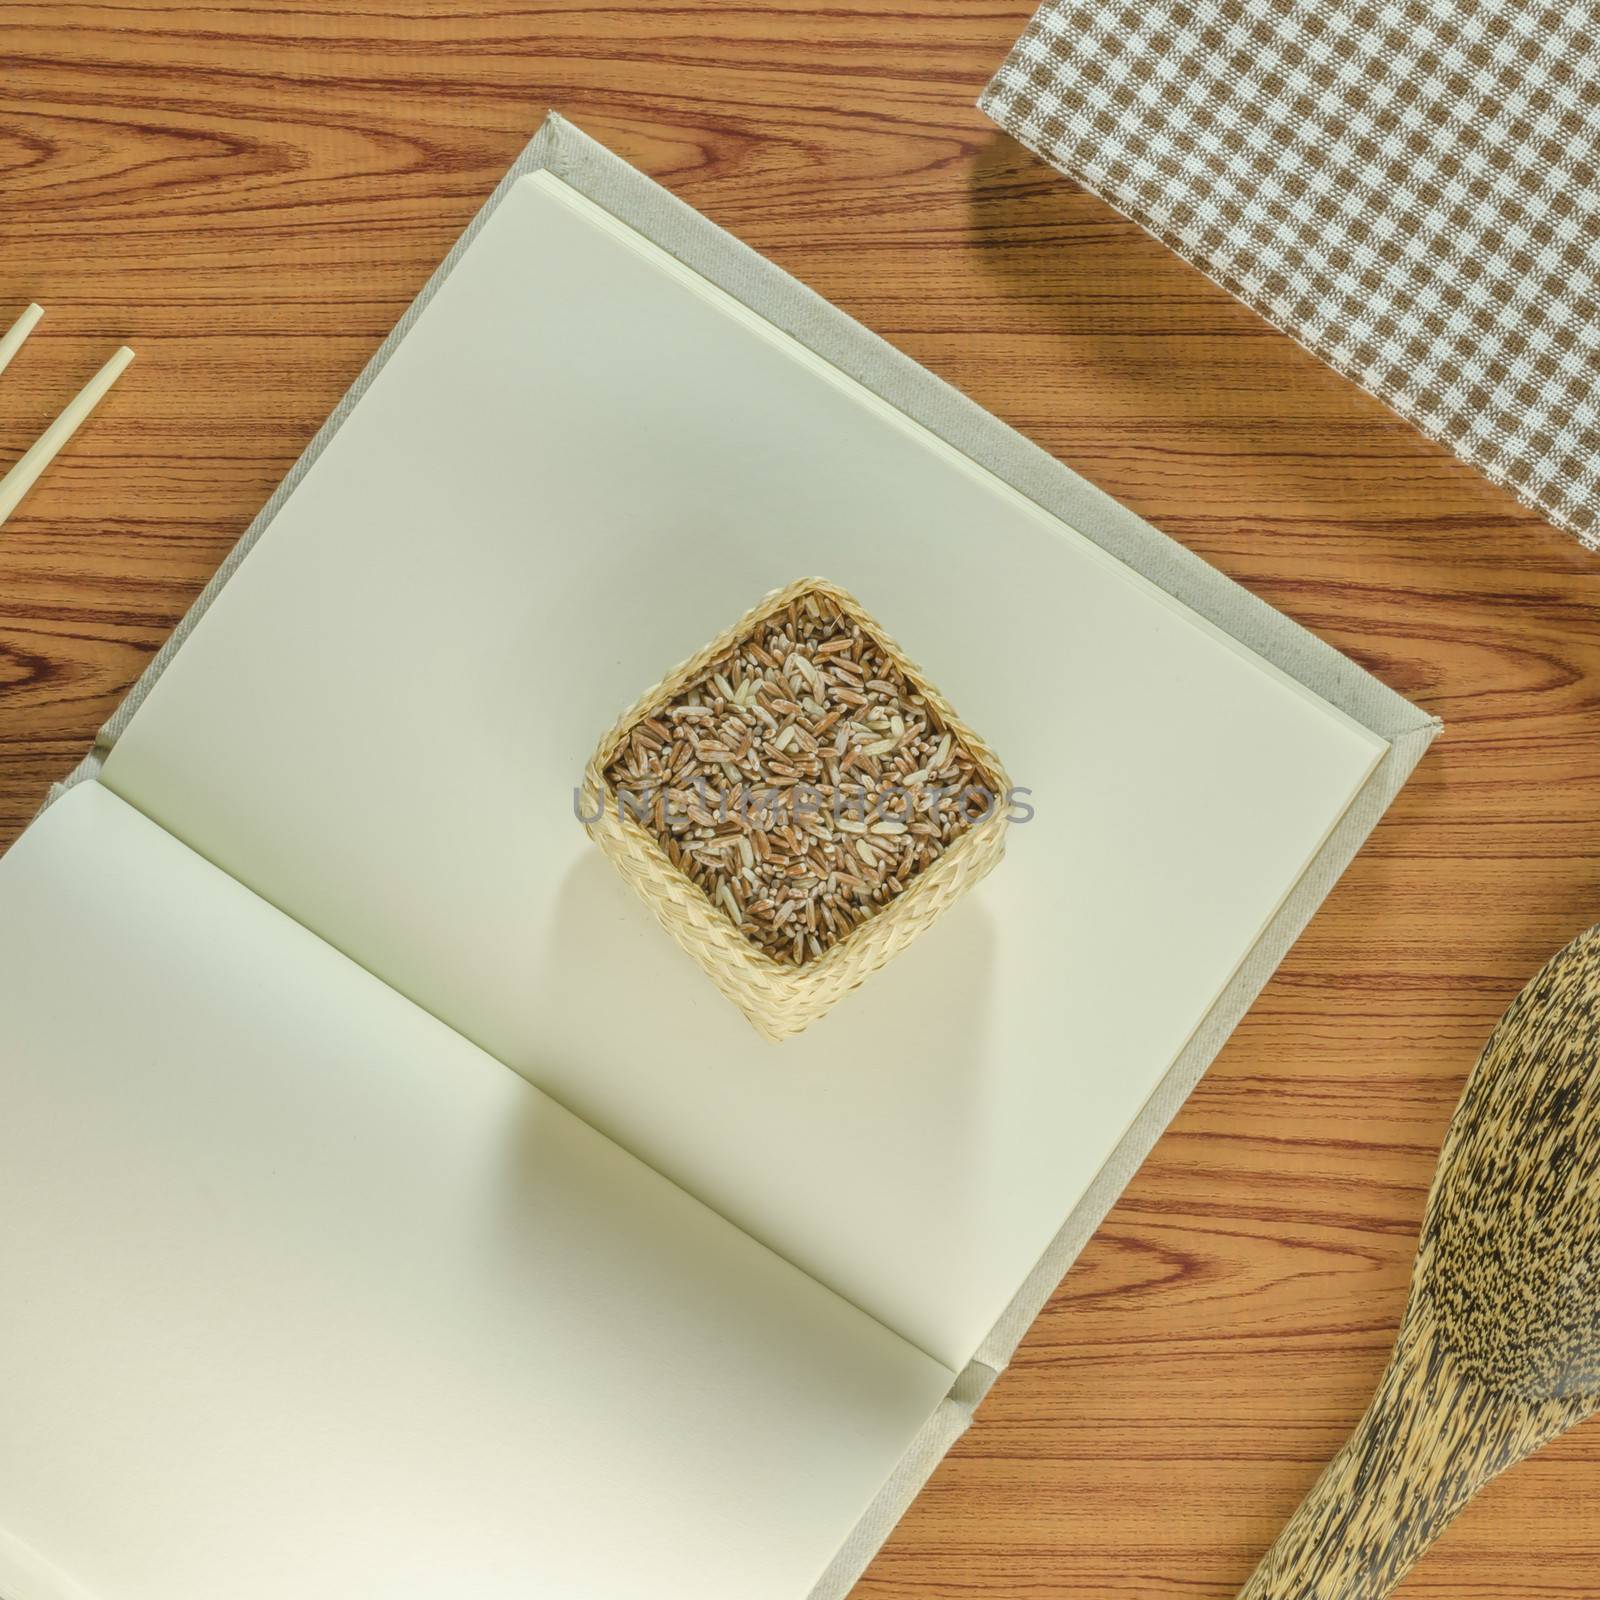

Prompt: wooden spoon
[1237,924,1600,1599]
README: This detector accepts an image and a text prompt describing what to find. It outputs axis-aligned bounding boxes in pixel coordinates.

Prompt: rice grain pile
[603,590,995,966]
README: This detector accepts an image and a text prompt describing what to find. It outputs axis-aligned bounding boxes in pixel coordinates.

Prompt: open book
[0,117,1439,1600]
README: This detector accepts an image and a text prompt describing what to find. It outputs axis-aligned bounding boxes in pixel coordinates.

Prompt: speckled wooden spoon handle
[1235,1309,1570,1600]
[1238,924,1600,1599]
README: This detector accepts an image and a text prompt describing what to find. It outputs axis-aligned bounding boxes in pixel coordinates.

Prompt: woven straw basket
[582,578,1011,1042]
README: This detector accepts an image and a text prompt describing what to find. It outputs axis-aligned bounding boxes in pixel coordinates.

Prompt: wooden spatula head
[1423,921,1600,1402]
[1237,924,1600,1600]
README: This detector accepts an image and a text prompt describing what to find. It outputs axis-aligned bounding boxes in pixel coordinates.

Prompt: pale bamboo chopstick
[0,302,44,382]
[0,341,135,529]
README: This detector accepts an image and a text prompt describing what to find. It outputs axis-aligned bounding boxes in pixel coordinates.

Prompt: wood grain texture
[1,3,1596,1596]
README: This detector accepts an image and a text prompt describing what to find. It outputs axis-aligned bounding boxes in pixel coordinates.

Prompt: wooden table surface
[3,4,1598,1596]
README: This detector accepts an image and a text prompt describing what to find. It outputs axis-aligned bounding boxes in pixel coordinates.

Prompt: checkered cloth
[981,0,1600,549]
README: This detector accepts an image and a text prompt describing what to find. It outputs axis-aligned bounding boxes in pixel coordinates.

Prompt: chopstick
[0,338,134,530]
[0,302,44,381]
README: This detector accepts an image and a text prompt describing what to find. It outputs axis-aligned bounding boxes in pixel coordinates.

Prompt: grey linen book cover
[48,113,1439,1599]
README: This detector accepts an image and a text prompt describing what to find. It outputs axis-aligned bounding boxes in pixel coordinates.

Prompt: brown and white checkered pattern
[980,0,1600,548]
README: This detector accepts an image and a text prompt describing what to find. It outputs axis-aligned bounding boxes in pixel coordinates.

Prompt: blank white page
[103,170,1386,1371]
[0,784,951,1600]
